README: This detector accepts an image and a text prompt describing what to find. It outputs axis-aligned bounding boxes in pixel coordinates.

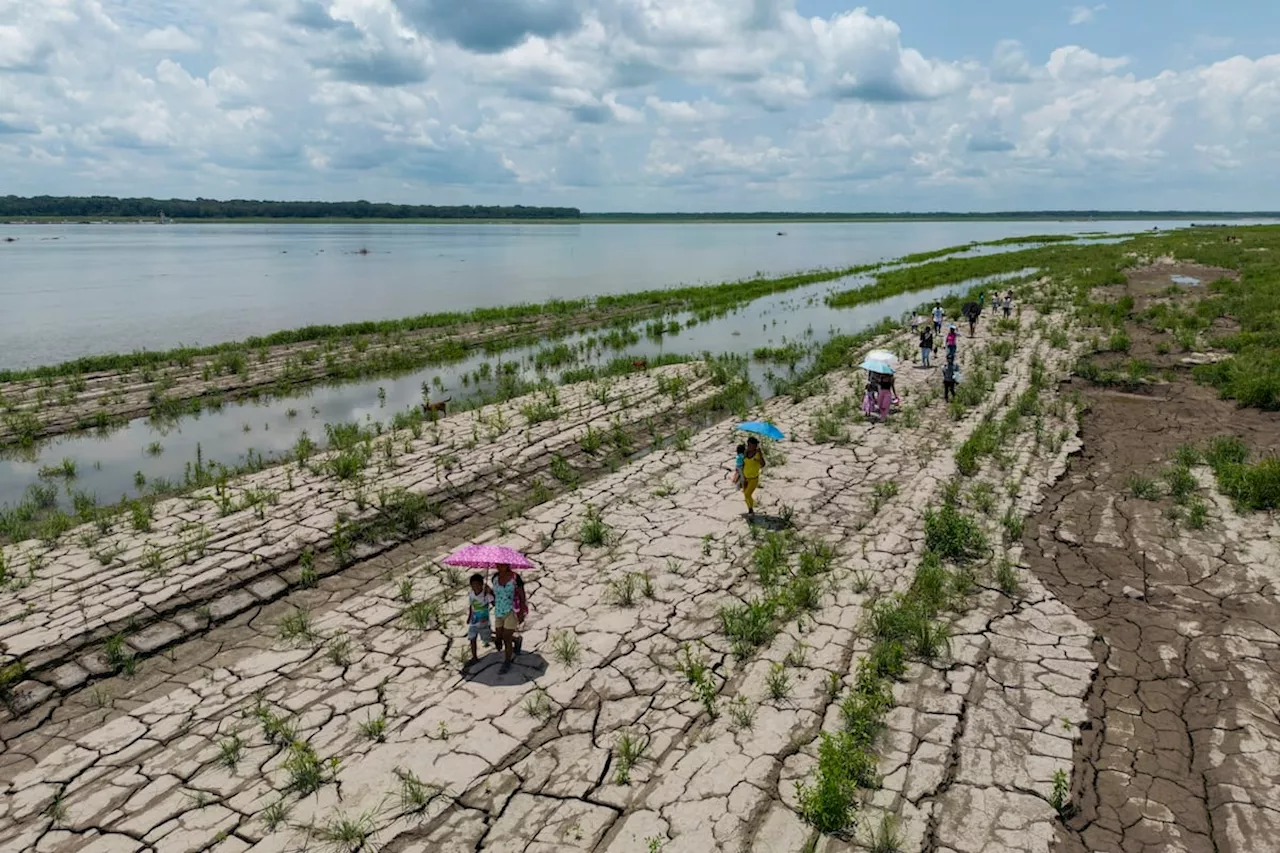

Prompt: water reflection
[3,272,1006,510]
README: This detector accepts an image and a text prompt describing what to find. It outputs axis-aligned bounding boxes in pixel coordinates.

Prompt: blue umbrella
[860,359,895,375]
[736,421,785,441]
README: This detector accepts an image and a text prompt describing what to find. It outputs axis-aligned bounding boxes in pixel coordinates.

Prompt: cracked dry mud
[1029,377,1280,853]
[0,365,717,708]
[2,295,1269,853]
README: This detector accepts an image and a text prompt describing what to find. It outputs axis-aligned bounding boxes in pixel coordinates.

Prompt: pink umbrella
[443,544,535,570]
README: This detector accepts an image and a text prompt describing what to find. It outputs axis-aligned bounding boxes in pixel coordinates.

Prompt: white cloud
[1068,4,1106,25]
[1046,46,1129,80]
[139,26,200,52]
[0,0,1279,209]
[991,39,1034,83]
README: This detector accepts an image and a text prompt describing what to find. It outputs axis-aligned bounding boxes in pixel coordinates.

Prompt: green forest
[1,195,1274,222]
[0,195,581,221]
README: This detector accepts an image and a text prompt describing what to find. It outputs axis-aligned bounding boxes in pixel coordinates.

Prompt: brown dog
[422,398,450,417]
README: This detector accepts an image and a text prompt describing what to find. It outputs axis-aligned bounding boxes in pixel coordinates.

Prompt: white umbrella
[865,349,900,366]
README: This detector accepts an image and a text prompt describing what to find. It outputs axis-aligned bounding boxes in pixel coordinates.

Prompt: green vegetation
[719,534,835,658]
[0,195,578,221]
[1203,435,1280,511]
[826,242,1058,309]
[798,490,985,835]
[612,731,649,785]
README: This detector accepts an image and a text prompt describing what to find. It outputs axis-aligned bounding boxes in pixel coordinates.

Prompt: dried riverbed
[2,232,1277,853]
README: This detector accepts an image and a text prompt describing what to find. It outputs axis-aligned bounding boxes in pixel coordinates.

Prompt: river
[0,218,1242,370]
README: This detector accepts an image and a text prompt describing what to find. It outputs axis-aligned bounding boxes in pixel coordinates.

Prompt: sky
[2,0,1279,212]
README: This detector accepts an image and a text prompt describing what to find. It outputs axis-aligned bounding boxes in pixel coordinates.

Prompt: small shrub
[728,696,756,730]
[868,814,904,853]
[551,630,581,666]
[1001,509,1025,542]
[766,663,792,702]
[606,573,641,607]
[1187,498,1209,529]
[402,599,443,631]
[327,633,354,667]
[1050,768,1070,816]
[968,482,996,514]
[995,559,1020,596]
[720,598,776,657]
[612,731,648,785]
[104,634,136,676]
[279,608,317,644]
[1127,475,1161,500]
[924,502,987,563]
[1163,465,1197,504]
[218,734,243,769]
[550,454,578,486]
[523,688,552,719]
[359,714,387,743]
[579,504,614,547]
[260,799,291,833]
[282,741,335,795]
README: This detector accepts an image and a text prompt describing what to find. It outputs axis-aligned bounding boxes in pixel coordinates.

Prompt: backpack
[514,575,531,620]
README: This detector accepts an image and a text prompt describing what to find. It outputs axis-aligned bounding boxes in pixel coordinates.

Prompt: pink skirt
[877,389,892,418]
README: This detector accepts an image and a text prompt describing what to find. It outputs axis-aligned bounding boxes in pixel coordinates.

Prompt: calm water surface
[0,219,1243,370]
[0,271,981,509]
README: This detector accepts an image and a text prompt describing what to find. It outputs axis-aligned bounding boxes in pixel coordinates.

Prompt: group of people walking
[909,289,1014,407]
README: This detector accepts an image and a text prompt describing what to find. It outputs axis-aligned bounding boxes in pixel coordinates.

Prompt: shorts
[494,612,519,631]
[467,621,492,643]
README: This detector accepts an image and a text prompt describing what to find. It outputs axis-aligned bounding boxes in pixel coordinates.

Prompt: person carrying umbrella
[491,563,521,672]
[444,544,534,674]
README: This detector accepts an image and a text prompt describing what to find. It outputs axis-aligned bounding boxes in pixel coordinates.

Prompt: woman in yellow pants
[742,437,765,515]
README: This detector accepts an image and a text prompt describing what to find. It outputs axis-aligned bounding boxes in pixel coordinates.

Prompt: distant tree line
[581,210,1277,221]
[0,195,581,220]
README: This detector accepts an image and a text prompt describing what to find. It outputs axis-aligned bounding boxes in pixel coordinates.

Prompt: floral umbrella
[442,544,535,570]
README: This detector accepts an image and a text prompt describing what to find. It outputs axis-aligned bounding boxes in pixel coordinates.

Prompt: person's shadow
[745,513,792,531]
[460,651,549,687]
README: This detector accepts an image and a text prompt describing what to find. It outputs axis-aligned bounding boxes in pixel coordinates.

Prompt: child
[742,437,765,516]
[945,325,958,362]
[464,573,493,667]
[862,373,880,419]
[732,443,746,489]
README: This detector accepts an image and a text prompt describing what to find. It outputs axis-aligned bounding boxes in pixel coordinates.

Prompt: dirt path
[1027,378,1280,853]
[0,305,1110,853]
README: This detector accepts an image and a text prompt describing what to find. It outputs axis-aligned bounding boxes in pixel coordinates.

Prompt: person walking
[943,358,960,402]
[490,564,520,673]
[919,326,934,367]
[1003,292,1013,318]
[876,372,893,420]
[741,437,765,516]
[932,303,944,333]
[945,324,958,362]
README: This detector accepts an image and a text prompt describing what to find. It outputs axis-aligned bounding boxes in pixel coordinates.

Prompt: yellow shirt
[742,452,763,479]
